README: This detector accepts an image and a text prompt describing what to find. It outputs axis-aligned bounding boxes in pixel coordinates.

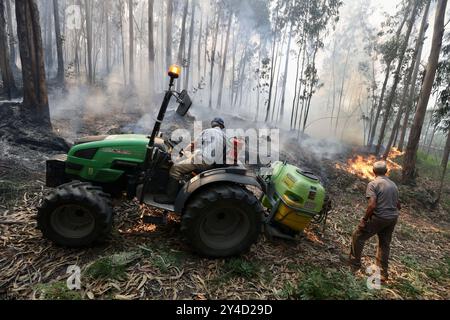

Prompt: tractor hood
[68,134,166,162]
[75,134,151,145]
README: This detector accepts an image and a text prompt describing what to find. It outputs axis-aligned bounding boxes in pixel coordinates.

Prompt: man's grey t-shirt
[366,176,399,219]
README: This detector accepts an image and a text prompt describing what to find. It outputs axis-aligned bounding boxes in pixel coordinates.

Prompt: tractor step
[142,194,175,212]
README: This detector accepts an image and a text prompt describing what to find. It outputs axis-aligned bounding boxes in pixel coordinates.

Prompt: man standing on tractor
[155,117,230,204]
[344,161,401,283]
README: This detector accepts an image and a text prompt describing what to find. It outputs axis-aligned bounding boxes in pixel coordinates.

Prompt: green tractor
[37,65,331,257]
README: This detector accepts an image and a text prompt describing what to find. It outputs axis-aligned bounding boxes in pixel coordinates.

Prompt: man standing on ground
[345,161,401,282]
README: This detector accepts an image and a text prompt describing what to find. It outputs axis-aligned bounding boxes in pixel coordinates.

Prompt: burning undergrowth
[335,148,404,180]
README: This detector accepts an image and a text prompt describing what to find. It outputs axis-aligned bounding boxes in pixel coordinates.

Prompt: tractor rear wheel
[181,184,263,257]
[37,181,113,247]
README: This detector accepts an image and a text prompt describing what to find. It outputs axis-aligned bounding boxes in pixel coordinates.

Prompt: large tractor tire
[37,181,113,247]
[181,184,263,257]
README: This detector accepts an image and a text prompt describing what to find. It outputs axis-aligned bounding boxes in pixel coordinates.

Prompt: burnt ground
[0,101,449,300]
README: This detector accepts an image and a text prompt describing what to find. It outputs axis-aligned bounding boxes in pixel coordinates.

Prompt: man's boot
[154,177,179,204]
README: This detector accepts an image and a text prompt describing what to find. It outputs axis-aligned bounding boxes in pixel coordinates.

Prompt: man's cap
[211,117,225,128]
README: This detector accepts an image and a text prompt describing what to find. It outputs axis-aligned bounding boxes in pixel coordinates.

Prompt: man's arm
[363,197,377,221]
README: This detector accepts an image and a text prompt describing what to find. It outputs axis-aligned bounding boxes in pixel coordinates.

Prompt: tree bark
[0,0,16,99]
[402,0,448,183]
[53,0,64,84]
[5,0,15,69]
[15,0,50,127]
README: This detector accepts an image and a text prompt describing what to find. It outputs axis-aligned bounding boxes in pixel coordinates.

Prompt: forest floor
[0,99,449,300]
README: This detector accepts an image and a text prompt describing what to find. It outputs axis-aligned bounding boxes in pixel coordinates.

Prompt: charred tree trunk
[15,0,50,127]
[376,1,419,155]
[0,0,16,99]
[402,0,448,183]
[53,0,64,84]
[217,12,232,109]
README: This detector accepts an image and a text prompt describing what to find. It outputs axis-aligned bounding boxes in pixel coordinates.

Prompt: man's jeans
[350,215,398,276]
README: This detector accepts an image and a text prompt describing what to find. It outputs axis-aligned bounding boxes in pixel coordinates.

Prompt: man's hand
[358,217,367,229]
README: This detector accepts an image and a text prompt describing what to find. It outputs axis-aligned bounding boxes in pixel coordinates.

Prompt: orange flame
[335,147,404,180]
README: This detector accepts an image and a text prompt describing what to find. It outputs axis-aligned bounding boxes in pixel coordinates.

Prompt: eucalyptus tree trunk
[128,0,134,86]
[403,0,448,182]
[84,0,93,84]
[398,2,430,151]
[104,2,110,74]
[177,0,189,90]
[435,129,450,204]
[15,0,50,127]
[376,0,419,155]
[148,0,154,91]
[5,0,15,69]
[53,0,64,84]
[197,13,202,85]
[383,0,431,158]
[0,0,16,99]
[208,11,220,109]
[217,12,232,109]
[367,4,409,147]
[184,0,195,90]
[279,23,293,123]
[166,0,173,68]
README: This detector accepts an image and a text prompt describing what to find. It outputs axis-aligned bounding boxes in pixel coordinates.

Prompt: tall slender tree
[15,0,50,127]
[375,0,419,154]
[53,0,64,84]
[403,0,448,182]
[0,0,16,99]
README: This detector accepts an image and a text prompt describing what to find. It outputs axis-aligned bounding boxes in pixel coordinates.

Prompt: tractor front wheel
[181,184,263,257]
[37,181,113,247]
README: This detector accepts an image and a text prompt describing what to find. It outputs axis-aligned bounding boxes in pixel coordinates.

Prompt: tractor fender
[174,167,261,214]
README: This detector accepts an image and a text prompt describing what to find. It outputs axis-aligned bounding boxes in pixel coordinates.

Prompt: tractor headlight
[73,148,98,159]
